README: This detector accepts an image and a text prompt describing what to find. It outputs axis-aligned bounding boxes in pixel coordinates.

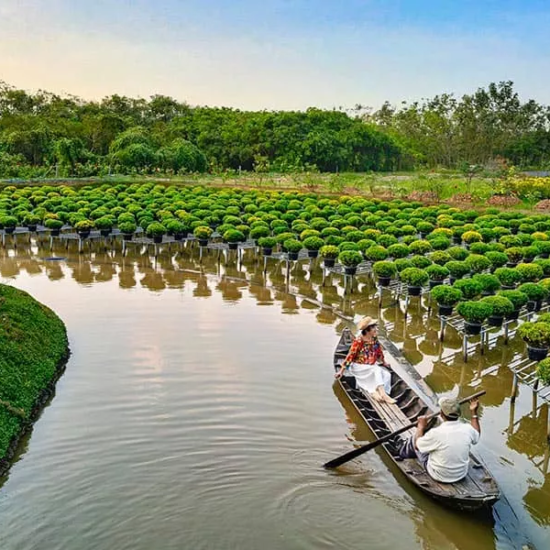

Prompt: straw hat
[357,316,377,331]
[438,397,461,420]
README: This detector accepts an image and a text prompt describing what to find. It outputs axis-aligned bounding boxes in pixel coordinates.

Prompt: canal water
[0,238,548,550]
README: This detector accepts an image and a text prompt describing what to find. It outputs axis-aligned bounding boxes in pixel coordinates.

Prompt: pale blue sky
[1,0,549,110]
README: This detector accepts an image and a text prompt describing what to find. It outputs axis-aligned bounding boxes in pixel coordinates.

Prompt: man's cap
[438,397,461,419]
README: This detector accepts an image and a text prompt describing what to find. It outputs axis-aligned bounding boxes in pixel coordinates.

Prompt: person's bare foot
[371,389,383,402]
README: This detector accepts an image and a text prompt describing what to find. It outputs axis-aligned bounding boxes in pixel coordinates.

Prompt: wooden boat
[334,328,500,512]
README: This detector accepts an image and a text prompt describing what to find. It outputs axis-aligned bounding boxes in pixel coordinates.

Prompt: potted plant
[302,236,325,258]
[373,261,397,287]
[75,219,94,239]
[249,225,271,242]
[223,229,246,250]
[319,245,339,268]
[44,218,64,237]
[426,264,450,288]
[417,221,435,238]
[494,267,522,289]
[485,251,508,271]
[364,245,388,262]
[480,295,514,327]
[408,240,433,255]
[193,226,213,247]
[24,213,41,232]
[400,267,429,296]
[522,245,539,263]
[447,246,469,261]
[119,220,137,241]
[95,215,114,237]
[453,278,483,300]
[505,247,523,267]
[518,322,550,361]
[535,240,550,259]
[518,283,549,312]
[499,289,529,320]
[462,231,483,246]
[165,219,185,240]
[284,238,303,261]
[144,221,165,244]
[516,263,544,283]
[465,254,491,274]
[456,301,492,335]
[338,250,363,275]
[387,243,410,259]
[536,357,550,385]
[431,285,463,316]
[472,273,501,296]
[0,215,18,234]
[258,236,277,256]
[445,260,470,284]
[429,251,451,266]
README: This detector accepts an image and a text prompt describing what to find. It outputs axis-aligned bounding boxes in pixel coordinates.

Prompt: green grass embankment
[0,284,69,473]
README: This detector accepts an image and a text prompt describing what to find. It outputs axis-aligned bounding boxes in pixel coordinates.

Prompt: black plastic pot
[429,280,443,289]
[307,249,319,258]
[262,247,273,256]
[323,258,336,268]
[527,300,537,312]
[523,258,534,264]
[419,232,428,239]
[506,262,518,269]
[511,228,519,235]
[408,285,422,297]
[488,315,504,327]
[50,229,61,237]
[506,309,520,321]
[501,284,516,290]
[453,236,462,244]
[153,235,163,244]
[449,276,457,286]
[378,276,391,287]
[78,231,90,239]
[482,290,496,297]
[527,345,548,361]
[198,239,208,247]
[123,233,133,241]
[5,226,16,234]
[227,242,239,250]
[344,266,357,276]
[464,321,483,335]
[287,251,299,261]
[100,229,111,237]
[539,252,549,259]
[27,224,37,232]
[438,304,454,317]
[174,233,184,241]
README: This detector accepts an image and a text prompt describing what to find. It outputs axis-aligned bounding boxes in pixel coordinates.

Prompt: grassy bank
[0,284,69,472]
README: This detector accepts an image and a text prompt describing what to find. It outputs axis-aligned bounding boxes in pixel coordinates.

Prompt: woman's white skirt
[347,362,391,394]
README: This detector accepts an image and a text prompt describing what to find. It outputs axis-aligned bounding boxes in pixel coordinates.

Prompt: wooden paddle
[324,390,486,469]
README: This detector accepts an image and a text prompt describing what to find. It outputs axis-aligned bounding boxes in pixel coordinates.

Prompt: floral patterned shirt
[342,337,385,369]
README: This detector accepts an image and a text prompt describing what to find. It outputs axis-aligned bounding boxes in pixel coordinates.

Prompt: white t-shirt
[416,421,480,483]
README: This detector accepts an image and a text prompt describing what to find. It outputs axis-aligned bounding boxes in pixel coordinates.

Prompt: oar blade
[324,440,378,469]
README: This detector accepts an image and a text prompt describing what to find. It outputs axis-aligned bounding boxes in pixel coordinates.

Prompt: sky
[1,0,550,110]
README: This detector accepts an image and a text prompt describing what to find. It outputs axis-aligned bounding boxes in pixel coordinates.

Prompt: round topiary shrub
[338,250,363,274]
[364,245,388,262]
[373,261,397,286]
[453,278,483,300]
[409,240,433,255]
[494,267,522,288]
[431,284,462,315]
[457,300,492,333]
[485,251,508,270]
[469,242,490,255]
[462,231,483,244]
[387,243,410,259]
[465,254,492,274]
[250,225,271,240]
[472,273,501,295]
[303,235,325,251]
[519,322,550,359]
[505,247,524,265]
[516,263,544,282]
[518,283,549,305]
[400,267,429,292]
[410,255,432,269]
[426,264,450,283]
[445,260,470,280]
[481,295,514,326]
[499,289,529,313]
[193,225,213,243]
[447,246,469,261]
[395,258,414,273]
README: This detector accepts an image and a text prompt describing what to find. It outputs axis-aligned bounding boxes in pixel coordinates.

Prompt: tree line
[0,80,548,178]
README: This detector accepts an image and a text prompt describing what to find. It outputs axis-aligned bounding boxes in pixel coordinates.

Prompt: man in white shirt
[399,397,480,483]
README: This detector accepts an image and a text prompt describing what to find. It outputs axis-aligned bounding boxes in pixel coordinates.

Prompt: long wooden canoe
[334,328,500,512]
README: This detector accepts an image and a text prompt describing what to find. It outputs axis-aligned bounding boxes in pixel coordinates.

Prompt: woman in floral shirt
[335,317,394,404]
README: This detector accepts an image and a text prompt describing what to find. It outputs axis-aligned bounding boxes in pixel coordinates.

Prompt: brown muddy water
[0,237,548,550]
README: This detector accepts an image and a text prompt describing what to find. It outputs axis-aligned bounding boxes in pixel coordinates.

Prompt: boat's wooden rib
[334,327,500,512]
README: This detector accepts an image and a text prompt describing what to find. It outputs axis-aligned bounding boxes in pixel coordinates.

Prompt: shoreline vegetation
[0,284,69,478]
